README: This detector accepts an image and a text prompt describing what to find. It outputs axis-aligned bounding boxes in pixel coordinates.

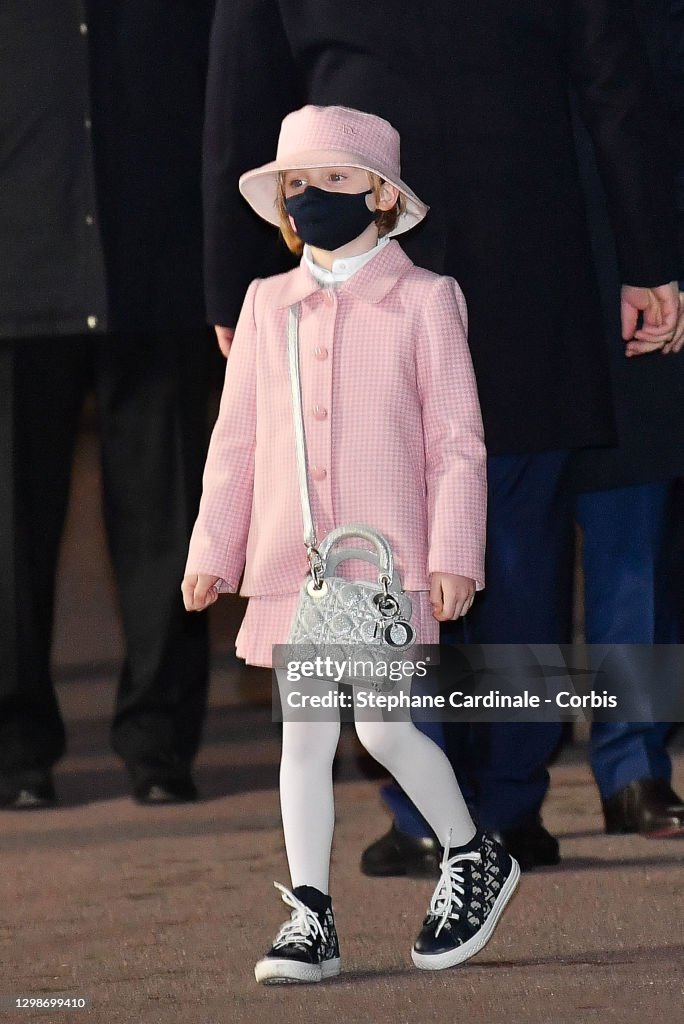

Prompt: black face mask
[284,186,375,251]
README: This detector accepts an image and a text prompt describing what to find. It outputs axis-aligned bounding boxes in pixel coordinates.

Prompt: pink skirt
[235,591,439,668]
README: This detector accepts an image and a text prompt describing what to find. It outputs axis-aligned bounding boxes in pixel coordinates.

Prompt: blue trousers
[578,483,677,799]
[382,464,678,836]
[385,452,574,834]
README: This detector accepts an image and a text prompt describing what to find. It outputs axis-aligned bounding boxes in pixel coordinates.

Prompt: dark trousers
[0,333,210,777]
[384,464,680,837]
[578,482,678,800]
[383,451,574,834]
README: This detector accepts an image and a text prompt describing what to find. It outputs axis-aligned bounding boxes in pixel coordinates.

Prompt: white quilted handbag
[284,304,415,669]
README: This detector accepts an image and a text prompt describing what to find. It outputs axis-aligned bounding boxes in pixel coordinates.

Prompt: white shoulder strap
[287,303,317,550]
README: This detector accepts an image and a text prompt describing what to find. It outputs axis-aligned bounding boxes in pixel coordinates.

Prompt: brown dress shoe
[602,778,684,838]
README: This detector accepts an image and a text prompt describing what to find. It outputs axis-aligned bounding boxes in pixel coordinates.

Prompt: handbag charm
[285,303,415,665]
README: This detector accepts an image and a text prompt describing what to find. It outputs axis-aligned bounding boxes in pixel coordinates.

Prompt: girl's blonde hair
[276,172,406,255]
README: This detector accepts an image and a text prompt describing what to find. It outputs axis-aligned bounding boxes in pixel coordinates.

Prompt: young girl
[182,105,519,984]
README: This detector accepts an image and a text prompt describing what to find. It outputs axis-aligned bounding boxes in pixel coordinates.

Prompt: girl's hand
[181,573,221,611]
[430,573,475,621]
[214,325,235,358]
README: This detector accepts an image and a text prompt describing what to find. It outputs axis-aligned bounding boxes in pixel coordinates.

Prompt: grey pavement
[2,427,683,1024]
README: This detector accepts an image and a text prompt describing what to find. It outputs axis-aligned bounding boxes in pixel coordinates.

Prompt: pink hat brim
[239,148,429,236]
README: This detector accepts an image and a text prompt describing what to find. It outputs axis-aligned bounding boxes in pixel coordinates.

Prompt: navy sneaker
[412,830,520,970]
[254,883,341,984]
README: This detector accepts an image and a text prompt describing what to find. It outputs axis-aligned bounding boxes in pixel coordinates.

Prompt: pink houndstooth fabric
[186,240,487,600]
[276,105,401,176]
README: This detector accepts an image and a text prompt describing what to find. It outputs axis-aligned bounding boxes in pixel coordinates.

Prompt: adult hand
[662,291,684,354]
[215,325,235,358]
[622,281,679,356]
[429,573,475,621]
[181,573,221,611]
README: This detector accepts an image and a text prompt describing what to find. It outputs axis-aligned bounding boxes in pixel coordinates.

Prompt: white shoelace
[271,882,326,949]
[429,834,482,937]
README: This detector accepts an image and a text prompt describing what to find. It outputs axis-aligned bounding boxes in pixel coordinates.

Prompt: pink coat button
[310,466,327,481]
[313,405,328,420]
[313,346,328,360]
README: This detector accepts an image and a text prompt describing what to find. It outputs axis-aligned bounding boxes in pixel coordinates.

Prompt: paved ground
[3,428,683,1024]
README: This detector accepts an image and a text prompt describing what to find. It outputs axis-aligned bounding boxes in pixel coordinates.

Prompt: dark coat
[0,0,213,339]
[203,0,680,455]
[569,123,684,490]
[570,0,684,490]
[0,1,108,338]
[86,0,214,332]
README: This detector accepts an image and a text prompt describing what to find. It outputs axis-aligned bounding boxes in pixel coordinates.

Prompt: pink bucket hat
[239,105,428,237]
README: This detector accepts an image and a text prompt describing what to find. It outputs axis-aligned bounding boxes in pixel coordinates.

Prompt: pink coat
[186,240,486,596]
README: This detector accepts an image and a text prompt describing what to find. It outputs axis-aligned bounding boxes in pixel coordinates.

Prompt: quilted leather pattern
[288,576,413,646]
[287,533,414,688]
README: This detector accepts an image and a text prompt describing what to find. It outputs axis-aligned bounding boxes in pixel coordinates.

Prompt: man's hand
[430,573,475,621]
[182,573,221,611]
[622,281,679,356]
[215,325,235,358]
[663,291,684,354]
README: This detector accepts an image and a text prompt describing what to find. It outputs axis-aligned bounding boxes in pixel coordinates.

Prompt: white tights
[279,709,475,893]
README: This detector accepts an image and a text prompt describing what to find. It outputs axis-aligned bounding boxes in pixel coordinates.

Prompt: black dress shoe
[490,819,560,872]
[360,824,441,878]
[0,770,57,811]
[133,774,198,805]
[602,778,684,838]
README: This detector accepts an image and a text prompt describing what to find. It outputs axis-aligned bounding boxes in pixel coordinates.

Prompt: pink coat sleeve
[416,275,487,588]
[185,279,259,591]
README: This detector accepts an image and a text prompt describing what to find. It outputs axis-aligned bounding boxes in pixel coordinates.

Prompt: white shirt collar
[303,236,391,286]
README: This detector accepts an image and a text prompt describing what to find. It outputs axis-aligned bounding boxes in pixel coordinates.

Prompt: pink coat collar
[272,238,414,308]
